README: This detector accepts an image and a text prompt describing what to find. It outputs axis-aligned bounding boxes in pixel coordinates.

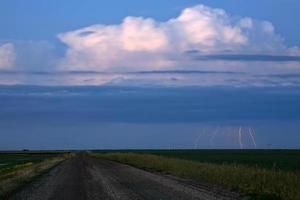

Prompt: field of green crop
[92,150,300,200]
[94,149,300,171]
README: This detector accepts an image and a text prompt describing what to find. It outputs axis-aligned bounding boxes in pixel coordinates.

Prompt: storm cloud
[58,4,299,71]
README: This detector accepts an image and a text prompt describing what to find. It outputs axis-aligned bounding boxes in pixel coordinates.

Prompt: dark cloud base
[1,85,300,123]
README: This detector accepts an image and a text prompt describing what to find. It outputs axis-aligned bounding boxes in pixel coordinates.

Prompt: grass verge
[0,153,73,198]
[92,152,300,200]
[0,151,68,175]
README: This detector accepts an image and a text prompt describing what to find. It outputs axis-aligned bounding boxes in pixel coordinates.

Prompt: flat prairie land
[2,150,299,200]
[92,150,300,199]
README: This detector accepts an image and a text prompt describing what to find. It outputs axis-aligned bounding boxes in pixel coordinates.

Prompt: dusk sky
[0,1,300,150]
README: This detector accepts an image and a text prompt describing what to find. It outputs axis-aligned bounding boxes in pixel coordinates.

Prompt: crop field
[92,150,300,199]
[94,149,300,171]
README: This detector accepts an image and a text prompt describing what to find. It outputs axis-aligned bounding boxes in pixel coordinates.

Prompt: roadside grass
[92,152,300,200]
[0,151,65,175]
[0,153,73,198]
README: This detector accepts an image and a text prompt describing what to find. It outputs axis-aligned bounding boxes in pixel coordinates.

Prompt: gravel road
[10,155,245,200]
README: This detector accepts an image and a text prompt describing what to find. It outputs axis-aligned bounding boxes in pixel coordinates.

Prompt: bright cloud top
[0,43,15,69]
[58,4,299,70]
[0,4,300,86]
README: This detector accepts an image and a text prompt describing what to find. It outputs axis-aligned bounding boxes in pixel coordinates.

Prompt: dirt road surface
[10,155,245,200]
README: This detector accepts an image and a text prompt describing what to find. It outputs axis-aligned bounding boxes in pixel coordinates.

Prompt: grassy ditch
[92,152,300,200]
[0,153,72,198]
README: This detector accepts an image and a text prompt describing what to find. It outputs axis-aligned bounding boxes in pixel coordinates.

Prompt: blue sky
[0,0,299,46]
[0,1,300,149]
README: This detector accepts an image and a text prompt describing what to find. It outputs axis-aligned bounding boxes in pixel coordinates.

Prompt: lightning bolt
[249,127,257,148]
[194,128,205,149]
[210,127,219,148]
[238,126,244,149]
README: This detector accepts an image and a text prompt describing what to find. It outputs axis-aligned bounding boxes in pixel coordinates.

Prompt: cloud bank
[58,4,299,71]
[0,43,15,69]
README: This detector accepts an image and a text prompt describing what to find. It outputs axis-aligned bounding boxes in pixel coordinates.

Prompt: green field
[94,149,300,172]
[92,150,300,199]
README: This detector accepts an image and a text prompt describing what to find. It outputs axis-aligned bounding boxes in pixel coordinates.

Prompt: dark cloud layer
[1,85,300,149]
[1,86,300,123]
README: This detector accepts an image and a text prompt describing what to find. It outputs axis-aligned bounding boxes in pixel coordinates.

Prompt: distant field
[94,149,300,171]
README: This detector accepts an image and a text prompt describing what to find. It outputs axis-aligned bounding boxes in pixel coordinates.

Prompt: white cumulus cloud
[0,43,15,69]
[58,4,297,71]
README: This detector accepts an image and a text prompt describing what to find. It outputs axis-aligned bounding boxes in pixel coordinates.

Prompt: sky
[0,0,300,86]
[0,1,300,149]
